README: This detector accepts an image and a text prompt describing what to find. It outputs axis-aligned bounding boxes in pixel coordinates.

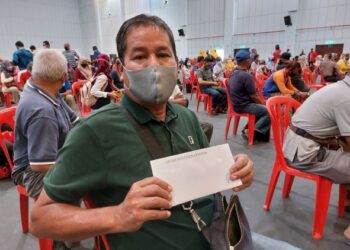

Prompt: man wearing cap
[197,55,227,114]
[276,52,291,70]
[229,50,270,142]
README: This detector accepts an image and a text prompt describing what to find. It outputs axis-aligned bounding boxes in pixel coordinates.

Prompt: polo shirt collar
[27,78,60,107]
[122,94,178,124]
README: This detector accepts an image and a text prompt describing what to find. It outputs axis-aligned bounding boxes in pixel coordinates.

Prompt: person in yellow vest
[337,53,350,74]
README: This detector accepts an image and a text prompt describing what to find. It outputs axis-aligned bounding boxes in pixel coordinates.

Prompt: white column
[224,0,235,58]
[94,0,104,52]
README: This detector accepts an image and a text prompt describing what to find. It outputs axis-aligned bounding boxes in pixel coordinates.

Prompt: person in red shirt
[272,44,281,66]
[18,62,32,90]
[308,48,318,69]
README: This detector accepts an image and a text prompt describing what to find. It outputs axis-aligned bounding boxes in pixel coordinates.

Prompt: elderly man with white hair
[12,49,78,199]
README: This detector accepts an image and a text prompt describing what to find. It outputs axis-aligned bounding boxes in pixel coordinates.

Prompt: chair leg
[204,97,207,111]
[263,160,281,211]
[247,115,255,145]
[282,174,295,198]
[233,116,240,135]
[313,178,332,240]
[39,239,53,250]
[196,96,201,112]
[207,97,212,115]
[224,115,232,140]
[19,194,29,233]
[338,184,347,218]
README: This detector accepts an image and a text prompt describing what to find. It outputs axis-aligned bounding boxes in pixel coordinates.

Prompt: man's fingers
[230,160,254,180]
[137,209,171,222]
[135,177,172,191]
[231,154,249,172]
[141,197,172,209]
[233,182,251,192]
[138,184,172,201]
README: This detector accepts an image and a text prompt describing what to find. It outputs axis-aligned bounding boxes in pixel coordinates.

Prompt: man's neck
[32,77,59,98]
[127,93,167,122]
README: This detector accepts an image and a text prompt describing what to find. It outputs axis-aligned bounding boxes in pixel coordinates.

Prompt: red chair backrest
[266,96,300,163]
[0,107,16,170]
[223,79,234,113]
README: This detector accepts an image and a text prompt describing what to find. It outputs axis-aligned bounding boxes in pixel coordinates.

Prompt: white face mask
[123,65,177,104]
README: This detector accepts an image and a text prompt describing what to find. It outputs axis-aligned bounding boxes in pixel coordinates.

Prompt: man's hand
[229,154,254,192]
[113,177,172,233]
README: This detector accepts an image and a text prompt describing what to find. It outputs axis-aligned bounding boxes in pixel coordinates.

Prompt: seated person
[283,72,350,246]
[229,50,270,142]
[256,60,270,80]
[213,57,225,82]
[337,53,350,74]
[197,55,227,114]
[250,54,259,72]
[276,52,291,70]
[320,54,342,82]
[90,54,119,110]
[18,62,32,90]
[0,60,20,104]
[60,78,77,111]
[192,56,204,72]
[263,62,308,101]
[74,58,93,82]
[290,62,310,92]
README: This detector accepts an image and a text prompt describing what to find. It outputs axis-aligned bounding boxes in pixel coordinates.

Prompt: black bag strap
[120,104,167,160]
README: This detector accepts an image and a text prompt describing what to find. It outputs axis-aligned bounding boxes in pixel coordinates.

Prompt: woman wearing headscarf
[90,54,119,109]
[0,60,20,104]
[74,58,93,82]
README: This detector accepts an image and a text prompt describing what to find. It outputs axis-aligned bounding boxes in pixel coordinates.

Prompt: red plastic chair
[255,75,267,104]
[0,107,53,250]
[195,86,213,115]
[223,79,256,145]
[263,96,346,239]
[5,93,12,107]
[72,81,91,117]
[303,68,324,91]
[181,69,192,94]
[83,197,111,250]
[189,70,199,101]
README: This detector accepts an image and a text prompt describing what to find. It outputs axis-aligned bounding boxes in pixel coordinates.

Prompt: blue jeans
[202,87,227,109]
[235,103,270,135]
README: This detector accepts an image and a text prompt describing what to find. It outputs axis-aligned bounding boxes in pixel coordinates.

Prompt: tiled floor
[0,94,349,250]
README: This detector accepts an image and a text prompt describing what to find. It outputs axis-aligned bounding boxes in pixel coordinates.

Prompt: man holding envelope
[31,14,254,250]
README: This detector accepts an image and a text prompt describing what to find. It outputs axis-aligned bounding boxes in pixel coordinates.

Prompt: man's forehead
[125,26,171,48]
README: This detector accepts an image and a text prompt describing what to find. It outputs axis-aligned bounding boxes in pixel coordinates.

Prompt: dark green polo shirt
[44,95,213,250]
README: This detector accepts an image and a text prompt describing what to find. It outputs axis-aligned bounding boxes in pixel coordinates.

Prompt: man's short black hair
[116,14,177,64]
[29,45,36,51]
[275,44,280,50]
[197,56,204,62]
[15,41,24,47]
[92,46,98,51]
[204,55,214,62]
[43,40,50,46]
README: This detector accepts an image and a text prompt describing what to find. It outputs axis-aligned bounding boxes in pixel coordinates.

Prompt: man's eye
[134,55,146,60]
[158,53,170,58]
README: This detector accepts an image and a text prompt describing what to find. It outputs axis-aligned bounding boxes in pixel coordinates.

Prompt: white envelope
[150,143,242,206]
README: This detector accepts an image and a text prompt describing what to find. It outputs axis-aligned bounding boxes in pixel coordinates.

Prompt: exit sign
[239,45,246,48]
[324,40,334,45]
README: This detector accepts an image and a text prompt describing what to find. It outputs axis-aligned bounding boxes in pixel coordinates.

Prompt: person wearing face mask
[337,53,350,74]
[197,55,227,114]
[31,14,255,250]
[0,60,20,104]
[180,57,191,81]
[74,58,93,82]
[213,57,225,82]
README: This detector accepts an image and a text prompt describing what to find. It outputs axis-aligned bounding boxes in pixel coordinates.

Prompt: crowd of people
[1,13,350,250]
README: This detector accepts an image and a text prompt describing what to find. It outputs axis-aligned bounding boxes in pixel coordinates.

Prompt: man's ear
[175,57,179,79]
[62,72,68,83]
[116,59,124,82]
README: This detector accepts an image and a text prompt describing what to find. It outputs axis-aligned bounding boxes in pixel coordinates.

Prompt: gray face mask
[123,65,177,104]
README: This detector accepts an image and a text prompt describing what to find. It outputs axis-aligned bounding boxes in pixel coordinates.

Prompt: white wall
[0,0,82,59]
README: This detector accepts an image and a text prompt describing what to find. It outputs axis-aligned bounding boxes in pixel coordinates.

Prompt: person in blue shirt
[59,78,77,110]
[92,46,101,60]
[12,41,33,70]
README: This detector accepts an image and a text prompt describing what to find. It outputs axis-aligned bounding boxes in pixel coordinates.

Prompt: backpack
[80,78,97,108]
